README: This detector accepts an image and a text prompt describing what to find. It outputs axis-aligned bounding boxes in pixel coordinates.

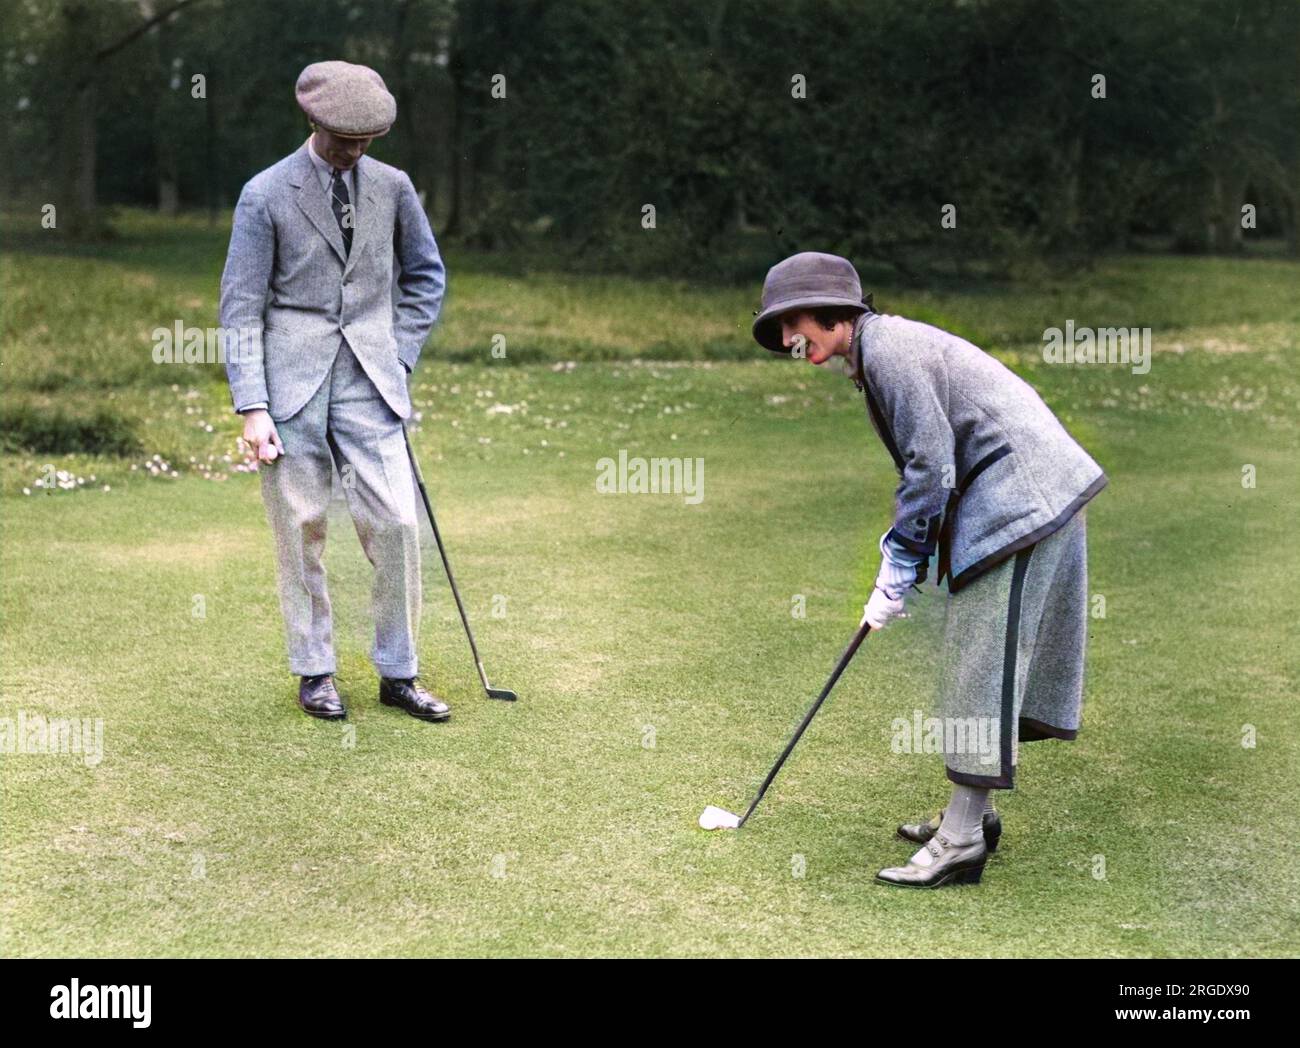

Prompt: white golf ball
[699,805,740,831]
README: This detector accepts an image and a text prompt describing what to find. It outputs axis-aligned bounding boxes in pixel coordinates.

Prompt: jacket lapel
[341,157,378,281]
[853,324,905,475]
[288,145,348,266]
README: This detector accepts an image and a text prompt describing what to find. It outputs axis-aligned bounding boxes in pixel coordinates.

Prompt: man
[219,60,449,723]
[752,252,1107,888]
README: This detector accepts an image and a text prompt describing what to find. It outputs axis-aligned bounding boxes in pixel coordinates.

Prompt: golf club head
[698,805,741,831]
[486,687,518,702]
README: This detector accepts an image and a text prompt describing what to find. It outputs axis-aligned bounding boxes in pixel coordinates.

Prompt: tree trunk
[56,0,202,237]
[58,78,106,237]
[393,0,423,193]
[53,2,104,236]
[1210,169,1247,253]
[205,45,219,224]
[1286,156,1300,257]
[443,22,464,236]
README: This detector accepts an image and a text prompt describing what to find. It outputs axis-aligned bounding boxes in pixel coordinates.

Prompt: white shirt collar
[305,135,355,198]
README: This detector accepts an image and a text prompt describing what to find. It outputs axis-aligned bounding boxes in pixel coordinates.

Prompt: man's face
[312,127,374,170]
[779,311,851,365]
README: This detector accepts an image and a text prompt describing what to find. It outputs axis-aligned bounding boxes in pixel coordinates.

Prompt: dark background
[3,0,1297,279]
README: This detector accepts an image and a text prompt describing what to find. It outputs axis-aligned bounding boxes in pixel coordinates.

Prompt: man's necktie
[330,169,353,258]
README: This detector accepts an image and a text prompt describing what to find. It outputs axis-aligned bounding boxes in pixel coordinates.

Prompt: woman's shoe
[876,829,988,888]
[897,808,1002,852]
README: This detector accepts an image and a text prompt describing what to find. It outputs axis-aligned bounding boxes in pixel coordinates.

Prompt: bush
[0,402,141,456]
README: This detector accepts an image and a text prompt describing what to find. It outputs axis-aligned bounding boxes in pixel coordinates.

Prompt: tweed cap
[752,252,869,353]
[295,61,396,138]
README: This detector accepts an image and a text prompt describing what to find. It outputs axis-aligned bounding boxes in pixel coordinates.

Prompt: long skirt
[937,508,1090,789]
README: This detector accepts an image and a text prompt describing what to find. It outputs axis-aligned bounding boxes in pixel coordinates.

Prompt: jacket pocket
[940,444,1012,564]
[958,444,1011,497]
[958,445,1033,547]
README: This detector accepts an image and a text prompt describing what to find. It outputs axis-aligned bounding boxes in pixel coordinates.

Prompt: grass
[1,209,1298,956]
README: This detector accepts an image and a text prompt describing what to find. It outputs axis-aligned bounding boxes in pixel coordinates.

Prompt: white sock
[908,790,994,867]
[938,785,989,844]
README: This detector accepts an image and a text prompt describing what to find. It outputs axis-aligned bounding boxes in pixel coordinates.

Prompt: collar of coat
[286,142,379,273]
[850,310,906,475]
[850,309,882,390]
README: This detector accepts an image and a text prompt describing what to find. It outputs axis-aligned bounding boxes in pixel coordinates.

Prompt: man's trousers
[260,340,422,679]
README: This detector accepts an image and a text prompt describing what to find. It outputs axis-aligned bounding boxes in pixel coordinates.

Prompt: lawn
[1,211,1297,956]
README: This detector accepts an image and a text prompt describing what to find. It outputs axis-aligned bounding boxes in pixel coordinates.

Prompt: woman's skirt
[936,507,1090,789]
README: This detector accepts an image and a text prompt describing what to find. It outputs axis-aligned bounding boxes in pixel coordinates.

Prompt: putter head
[486,687,518,702]
[699,805,741,831]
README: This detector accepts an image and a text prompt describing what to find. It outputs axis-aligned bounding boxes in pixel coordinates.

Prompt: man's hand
[241,409,285,463]
[861,587,907,630]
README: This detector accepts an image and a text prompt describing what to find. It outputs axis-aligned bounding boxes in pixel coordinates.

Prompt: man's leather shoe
[299,674,346,720]
[898,808,1002,852]
[876,829,988,888]
[379,677,450,721]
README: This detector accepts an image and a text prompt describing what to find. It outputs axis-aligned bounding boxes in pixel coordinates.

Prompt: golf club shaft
[738,620,873,826]
[402,426,492,693]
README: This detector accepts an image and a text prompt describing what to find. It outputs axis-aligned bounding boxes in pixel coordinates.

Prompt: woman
[751,252,1107,888]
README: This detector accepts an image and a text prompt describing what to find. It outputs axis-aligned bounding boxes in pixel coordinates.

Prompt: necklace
[850,314,866,391]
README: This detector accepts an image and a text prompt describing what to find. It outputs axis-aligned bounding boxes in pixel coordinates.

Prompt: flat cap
[295,60,396,138]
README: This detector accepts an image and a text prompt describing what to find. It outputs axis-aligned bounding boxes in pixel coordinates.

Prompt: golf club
[699,619,872,830]
[403,425,518,702]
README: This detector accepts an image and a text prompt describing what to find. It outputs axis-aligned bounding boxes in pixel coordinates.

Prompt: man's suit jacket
[219,142,445,421]
[854,312,1107,593]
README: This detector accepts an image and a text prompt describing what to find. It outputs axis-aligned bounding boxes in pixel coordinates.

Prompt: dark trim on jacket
[947,470,1108,594]
[886,524,939,557]
[852,317,1105,596]
[935,444,1013,583]
[864,386,904,474]
[852,316,906,475]
[959,445,1012,495]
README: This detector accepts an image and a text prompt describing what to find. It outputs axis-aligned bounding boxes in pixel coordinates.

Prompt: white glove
[861,586,906,630]
[875,532,921,600]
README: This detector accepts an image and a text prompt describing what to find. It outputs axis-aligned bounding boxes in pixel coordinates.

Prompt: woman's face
[779,312,852,365]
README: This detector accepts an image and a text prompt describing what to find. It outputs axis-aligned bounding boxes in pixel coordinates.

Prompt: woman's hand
[861,587,907,630]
